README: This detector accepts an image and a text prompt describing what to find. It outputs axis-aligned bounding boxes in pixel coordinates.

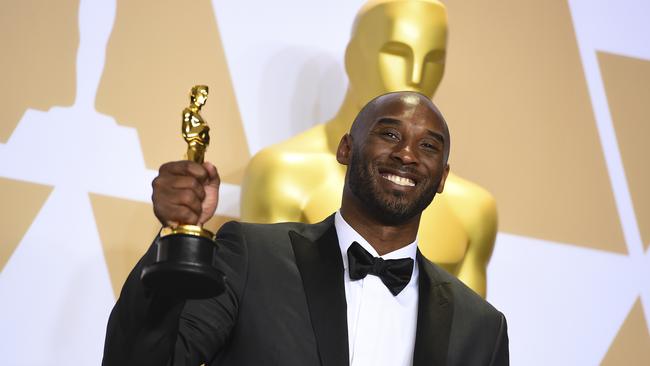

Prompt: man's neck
[339,199,420,256]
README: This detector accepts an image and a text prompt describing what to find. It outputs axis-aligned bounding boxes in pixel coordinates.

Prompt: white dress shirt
[334,211,419,366]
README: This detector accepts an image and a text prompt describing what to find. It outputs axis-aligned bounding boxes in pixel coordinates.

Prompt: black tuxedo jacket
[102,215,508,366]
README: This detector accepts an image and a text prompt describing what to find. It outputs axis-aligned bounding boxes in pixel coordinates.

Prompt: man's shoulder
[218,216,335,243]
[419,257,509,364]
[238,220,312,236]
[418,255,504,320]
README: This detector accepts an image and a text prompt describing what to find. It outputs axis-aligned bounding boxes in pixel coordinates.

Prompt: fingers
[152,195,201,226]
[159,160,210,184]
[152,161,213,226]
[152,181,203,225]
[160,175,206,201]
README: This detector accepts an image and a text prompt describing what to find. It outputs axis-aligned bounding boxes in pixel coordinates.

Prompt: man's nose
[390,142,418,165]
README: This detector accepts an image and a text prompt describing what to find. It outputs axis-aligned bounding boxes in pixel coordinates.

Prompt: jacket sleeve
[101,221,249,366]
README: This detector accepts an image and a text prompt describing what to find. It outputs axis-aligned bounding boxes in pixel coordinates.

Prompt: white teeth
[382,174,415,187]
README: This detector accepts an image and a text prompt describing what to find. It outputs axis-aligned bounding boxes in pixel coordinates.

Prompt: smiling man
[103,91,509,366]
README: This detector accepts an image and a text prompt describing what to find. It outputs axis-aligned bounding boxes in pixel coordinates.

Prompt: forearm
[102,222,246,365]
[102,239,186,366]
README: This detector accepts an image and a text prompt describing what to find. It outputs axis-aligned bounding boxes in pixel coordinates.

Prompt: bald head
[349,91,450,163]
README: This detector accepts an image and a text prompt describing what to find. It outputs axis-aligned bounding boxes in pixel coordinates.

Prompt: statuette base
[141,232,225,299]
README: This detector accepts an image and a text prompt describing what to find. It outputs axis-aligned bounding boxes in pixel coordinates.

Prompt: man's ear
[437,164,450,193]
[336,134,353,165]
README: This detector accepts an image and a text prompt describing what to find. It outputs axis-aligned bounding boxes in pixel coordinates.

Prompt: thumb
[203,162,218,184]
[198,162,220,225]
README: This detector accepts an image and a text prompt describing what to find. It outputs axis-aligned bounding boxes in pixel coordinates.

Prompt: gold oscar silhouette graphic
[141,85,225,299]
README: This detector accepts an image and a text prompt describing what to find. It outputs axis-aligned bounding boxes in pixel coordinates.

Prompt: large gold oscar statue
[241,0,497,297]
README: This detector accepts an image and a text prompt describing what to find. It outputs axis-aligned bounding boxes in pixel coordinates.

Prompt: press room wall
[1,0,648,364]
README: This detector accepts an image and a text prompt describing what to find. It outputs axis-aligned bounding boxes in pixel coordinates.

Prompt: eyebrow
[374,117,446,144]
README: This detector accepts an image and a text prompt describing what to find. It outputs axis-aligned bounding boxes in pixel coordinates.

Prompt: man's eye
[383,131,398,139]
[421,142,438,151]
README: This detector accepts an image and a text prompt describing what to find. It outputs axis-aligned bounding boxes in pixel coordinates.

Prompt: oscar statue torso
[182,87,210,164]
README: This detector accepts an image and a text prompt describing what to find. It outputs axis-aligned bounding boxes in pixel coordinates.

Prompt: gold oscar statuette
[141,85,226,299]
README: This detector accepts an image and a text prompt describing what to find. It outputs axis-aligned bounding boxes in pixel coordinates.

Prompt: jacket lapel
[290,215,349,366]
[413,250,454,366]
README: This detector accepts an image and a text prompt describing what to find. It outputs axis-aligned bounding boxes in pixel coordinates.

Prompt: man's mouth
[381,173,416,187]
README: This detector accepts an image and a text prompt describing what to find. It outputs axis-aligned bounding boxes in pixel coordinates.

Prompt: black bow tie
[347,241,414,296]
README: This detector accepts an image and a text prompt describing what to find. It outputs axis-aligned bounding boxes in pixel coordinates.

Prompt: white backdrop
[0,0,649,365]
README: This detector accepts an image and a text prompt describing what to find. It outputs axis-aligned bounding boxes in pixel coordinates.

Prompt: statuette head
[190,85,209,108]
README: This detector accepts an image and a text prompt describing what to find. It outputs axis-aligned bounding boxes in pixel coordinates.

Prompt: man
[103,92,509,365]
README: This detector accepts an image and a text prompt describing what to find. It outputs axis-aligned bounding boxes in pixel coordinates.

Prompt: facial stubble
[347,146,441,225]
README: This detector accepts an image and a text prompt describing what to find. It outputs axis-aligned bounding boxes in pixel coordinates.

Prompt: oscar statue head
[345,0,448,108]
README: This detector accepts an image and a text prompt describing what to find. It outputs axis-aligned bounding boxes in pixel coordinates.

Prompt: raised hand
[151,160,220,227]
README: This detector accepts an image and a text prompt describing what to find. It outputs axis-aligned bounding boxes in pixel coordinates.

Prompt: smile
[381,173,415,187]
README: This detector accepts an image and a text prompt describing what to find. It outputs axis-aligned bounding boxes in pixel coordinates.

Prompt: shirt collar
[334,210,418,271]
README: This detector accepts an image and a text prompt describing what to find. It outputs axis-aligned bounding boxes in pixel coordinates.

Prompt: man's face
[343,94,449,224]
